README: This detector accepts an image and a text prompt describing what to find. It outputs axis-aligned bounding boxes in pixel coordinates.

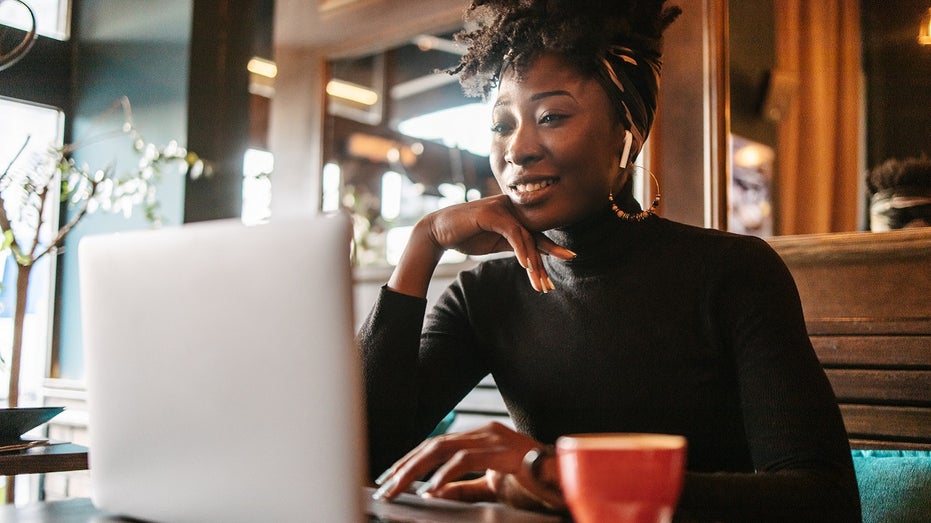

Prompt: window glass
[0,96,63,403]
[242,148,272,225]
[0,0,70,40]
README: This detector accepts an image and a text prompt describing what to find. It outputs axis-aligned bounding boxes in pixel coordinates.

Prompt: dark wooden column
[185,0,270,222]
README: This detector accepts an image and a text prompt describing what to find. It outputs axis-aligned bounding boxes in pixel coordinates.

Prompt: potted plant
[1,96,206,408]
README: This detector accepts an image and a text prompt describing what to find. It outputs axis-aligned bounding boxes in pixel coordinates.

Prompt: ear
[619,130,633,169]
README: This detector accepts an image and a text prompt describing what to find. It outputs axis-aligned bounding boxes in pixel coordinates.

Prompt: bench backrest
[769,228,931,450]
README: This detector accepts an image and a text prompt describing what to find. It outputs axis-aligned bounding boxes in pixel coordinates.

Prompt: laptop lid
[79,213,364,523]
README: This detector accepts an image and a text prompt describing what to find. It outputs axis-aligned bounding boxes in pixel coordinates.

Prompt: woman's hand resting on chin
[388,195,576,298]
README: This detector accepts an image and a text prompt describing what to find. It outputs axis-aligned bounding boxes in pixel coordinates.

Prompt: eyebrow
[531,90,574,102]
[494,90,575,108]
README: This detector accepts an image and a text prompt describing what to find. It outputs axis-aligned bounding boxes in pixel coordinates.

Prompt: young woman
[360,1,861,520]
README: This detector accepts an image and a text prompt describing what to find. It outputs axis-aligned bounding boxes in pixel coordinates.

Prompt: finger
[418,446,515,496]
[527,245,551,294]
[373,436,433,485]
[429,477,497,503]
[535,235,577,261]
[515,236,549,293]
[372,438,445,500]
[373,431,492,500]
[409,422,527,497]
[490,220,545,293]
[466,198,548,292]
[523,255,544,293]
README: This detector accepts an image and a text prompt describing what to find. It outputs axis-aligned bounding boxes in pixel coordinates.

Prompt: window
[0,0,70,40]
[242,148,272,225]
[0,96,64,404]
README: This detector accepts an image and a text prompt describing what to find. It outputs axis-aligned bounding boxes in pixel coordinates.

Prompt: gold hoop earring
[609,168,661,222]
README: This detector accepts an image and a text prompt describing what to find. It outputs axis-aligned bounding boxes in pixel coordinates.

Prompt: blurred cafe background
[0,0,929,503]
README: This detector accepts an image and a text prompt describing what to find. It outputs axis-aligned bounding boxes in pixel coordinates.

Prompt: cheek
[489,148,507,184]
[558,136,617,180]
[580,135,621,179]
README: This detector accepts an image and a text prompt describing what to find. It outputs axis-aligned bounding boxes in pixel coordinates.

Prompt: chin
[512,207,570,233]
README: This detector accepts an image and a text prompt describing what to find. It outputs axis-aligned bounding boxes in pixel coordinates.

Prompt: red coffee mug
[556,433,687,523]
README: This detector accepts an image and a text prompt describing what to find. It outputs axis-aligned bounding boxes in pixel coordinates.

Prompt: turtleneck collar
[541,190,660,276]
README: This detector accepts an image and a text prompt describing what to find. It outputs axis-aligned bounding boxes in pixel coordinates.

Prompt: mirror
[727,0,931,236]
[270,1,930,246]
[322,30,498,266]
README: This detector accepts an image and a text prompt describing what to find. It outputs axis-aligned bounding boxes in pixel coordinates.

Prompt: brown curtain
[774,0,862,235]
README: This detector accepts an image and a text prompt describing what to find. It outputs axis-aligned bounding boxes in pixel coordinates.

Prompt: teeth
[513,179,554,193]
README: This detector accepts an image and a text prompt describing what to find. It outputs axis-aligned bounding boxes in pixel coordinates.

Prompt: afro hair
[450,0,682,98]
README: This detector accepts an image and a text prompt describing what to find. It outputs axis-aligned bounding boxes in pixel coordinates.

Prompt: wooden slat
[768,228,931,265]
[839,404,931,443]
[772,231,931,323]
[449,413,513,433]
[455,386,508,417]
[850,439,931,451]
[826,370,931,405]
[806,318,931,336]
[812,336,931,367]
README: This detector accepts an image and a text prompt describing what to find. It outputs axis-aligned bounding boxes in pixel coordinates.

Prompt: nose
[503,123,543,166]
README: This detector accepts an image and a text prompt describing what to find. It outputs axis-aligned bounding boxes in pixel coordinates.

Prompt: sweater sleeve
[676,237,862,522]
[358,283,490,480]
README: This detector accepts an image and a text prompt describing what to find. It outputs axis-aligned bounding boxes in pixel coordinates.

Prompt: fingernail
[415,481,435,497]
[374,469,392,486]
[546,276,556,291]
[372,476,398,500]
[526,257,534,272]
[566,249,578,258]
[527,272,538,291]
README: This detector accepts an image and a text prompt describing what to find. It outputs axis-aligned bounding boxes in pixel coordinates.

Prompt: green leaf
[1,229,13,252]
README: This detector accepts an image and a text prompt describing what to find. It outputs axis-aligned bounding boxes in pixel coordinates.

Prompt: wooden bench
[769,227,931,451]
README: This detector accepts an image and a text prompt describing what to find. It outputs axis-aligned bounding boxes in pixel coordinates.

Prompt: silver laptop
[79,213,365,523]
[79,213,565,523]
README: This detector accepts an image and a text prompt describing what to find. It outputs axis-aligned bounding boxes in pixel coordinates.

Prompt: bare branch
[1,135,31,184]
[26,182,51,261]
[0,192,21,256]
[36,177,102,262]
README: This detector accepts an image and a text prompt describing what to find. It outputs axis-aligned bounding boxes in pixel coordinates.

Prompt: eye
[539,112,568,125]
[490,121,512,135]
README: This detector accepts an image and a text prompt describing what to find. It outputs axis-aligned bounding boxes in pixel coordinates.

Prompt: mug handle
[0,0,38,72]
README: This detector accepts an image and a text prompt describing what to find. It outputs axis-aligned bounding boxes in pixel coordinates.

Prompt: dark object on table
[0,406,65,446]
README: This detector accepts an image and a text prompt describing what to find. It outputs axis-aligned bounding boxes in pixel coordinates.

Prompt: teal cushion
[851,449,931,523]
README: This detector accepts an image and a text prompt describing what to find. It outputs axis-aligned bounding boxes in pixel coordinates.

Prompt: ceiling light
[326,80,379,106]
[345,133,418,166]
[412,35,465,55]
[247,57,277,78]
[920,8,931,45]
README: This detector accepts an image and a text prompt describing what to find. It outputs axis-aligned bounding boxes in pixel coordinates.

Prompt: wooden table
[0,443,89,476]
[0,490,568,522]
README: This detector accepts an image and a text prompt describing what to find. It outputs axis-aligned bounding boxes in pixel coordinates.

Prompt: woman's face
[489,51,626,232]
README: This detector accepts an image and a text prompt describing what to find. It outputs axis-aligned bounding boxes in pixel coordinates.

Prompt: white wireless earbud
[619,130,633,169]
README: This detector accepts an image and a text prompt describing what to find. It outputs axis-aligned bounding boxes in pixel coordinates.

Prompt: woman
[360,1,861,520]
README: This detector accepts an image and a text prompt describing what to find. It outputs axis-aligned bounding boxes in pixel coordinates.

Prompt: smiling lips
[510,178,558,194]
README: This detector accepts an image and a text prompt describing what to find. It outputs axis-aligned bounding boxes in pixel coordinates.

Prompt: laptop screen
[79,213,365,522]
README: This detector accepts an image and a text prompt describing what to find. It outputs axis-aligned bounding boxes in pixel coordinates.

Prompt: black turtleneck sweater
[359,210,861,522]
